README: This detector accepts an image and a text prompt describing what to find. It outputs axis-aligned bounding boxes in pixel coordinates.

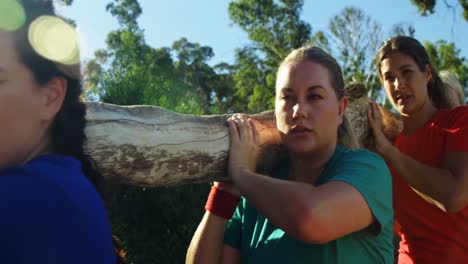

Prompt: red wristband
[205,185,240,219]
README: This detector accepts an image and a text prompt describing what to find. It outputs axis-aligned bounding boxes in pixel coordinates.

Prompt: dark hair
[278,46,358,149]
[13,0,106,196]
[376,36,449,109]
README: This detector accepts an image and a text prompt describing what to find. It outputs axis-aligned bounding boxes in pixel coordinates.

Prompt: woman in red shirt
[368,36,468,263]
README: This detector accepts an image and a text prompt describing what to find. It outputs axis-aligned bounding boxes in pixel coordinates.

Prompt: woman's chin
[398,105,418,117]
[286,143,317,154]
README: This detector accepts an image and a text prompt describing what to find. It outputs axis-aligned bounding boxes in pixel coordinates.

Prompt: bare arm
[227,114,376,243]
[368,102,468,213]
[384,147,468,213]
[233,170,375,243]
[186,212,241,264]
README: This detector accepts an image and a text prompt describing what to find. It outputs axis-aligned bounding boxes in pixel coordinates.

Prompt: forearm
[233,169,320,241]
[384,146,460,211]
[186,212,228,264]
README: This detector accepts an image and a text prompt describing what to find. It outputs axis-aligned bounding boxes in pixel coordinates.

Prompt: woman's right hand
[227,114,261,183]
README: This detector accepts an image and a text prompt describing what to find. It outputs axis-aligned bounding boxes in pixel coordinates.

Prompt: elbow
[288,205,334,244]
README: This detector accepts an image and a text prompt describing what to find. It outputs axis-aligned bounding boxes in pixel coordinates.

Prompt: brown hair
[278,46,358,149]
[376,36,449,109]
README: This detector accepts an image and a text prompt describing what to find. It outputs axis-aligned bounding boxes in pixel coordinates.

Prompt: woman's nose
[394,77,405,91]
[292,103,306,119]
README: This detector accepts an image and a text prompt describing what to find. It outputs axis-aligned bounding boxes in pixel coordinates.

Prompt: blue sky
[58,0,467,65]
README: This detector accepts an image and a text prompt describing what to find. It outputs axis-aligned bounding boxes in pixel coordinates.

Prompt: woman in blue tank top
[0,1,118,263]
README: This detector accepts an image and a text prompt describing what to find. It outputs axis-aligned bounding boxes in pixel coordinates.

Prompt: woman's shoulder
[28,154,82,171]
[0,157,77,213]
[320,147,392,195]
[0,154,82,183]
[0,154,97,206]
[335,146,386,165]
[1,154,81,173]
[0,158,114,263]
[434,106,468,127]
[323,147,390,180]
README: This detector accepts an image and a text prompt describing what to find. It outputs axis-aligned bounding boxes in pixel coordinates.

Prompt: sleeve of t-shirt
[445,106,468,152]
[0,172,108,263]
[321,150,394,235]
[223,197,245,249]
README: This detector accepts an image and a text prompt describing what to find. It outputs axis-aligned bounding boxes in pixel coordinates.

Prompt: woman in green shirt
[186,46,394,264]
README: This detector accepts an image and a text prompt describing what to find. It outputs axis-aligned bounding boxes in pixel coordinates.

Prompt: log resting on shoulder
[85,83,402,187]
[85,103,278,187]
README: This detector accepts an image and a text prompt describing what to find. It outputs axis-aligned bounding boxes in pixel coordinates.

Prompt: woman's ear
[425,64,433,84]
[338,96,348,124]
[39,76,67,121]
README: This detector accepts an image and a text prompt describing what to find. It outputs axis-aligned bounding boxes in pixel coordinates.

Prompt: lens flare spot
[0,0,26,31]
[28,15,80,65]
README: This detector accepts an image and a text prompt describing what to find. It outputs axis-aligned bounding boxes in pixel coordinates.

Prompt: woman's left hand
[227,114,261,182]
[367,102,394,158]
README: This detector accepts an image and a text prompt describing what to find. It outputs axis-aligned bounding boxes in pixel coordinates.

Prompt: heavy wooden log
[84,83,402,187]
[85,103,278,187]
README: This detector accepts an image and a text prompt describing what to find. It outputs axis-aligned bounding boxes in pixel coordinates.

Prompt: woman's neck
[288,143,336,183]
[21,132,52,166]
[401,100,437,135]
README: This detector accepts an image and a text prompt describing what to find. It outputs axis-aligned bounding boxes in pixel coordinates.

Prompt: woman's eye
[402,69,411,76]
[308,94,322,100]
[385,76,395,82]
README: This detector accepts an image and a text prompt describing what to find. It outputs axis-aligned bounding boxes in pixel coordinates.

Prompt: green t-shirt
[224,146,394,264]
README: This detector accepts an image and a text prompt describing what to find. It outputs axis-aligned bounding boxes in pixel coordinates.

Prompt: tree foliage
[81,0,229,262]
[56,0,73,6]
[64,0,468,261]
[228,4,392,106]
[228,0,312,113]
[424,40,468,88]
[328,6,383,99]
[84,0,214,114]
[409,0,468,20]
[390,23,416,38]
[106,0,142,31]
[171,38,236,113]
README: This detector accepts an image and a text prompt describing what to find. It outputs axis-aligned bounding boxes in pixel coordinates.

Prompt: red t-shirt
[392,106,468,264]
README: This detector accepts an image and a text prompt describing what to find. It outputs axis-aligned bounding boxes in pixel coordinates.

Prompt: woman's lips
[397,95,412,104]
[290,126,312,136]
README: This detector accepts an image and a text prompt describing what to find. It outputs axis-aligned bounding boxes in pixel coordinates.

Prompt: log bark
[85,103,279,187]
[85,84,402,187]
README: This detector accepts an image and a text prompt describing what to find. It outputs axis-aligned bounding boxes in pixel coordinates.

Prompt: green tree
[82,1,220,263]
[328,6,383,99]
[227,3,396,109]
[106,0,142,31]
[210,62,237,114]
[228,0,313,113]
[84,1,207,114]
[390,22,416,38]
[424,40,468,88]
[56,0,73,6]
[171,38,236,113]
[409,0,468,20]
